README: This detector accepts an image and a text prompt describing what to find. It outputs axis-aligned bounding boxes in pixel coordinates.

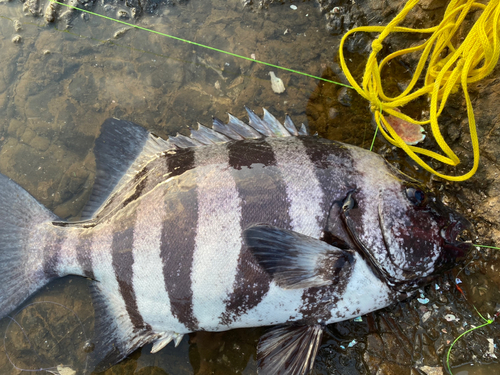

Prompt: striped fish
[0,108,471,374]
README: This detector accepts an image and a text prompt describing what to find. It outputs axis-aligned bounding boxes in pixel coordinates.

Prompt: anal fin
[88,283,155,372]
[151,332,184,353]
[257,324,323,375]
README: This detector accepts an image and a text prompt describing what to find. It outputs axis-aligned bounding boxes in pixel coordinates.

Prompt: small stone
[328,107,339,119]
[12,35,22,43]
[290,5,297,10]
[337,87,352,107]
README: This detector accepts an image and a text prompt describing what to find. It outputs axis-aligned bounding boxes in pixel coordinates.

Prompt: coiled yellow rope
[339,0,500,181]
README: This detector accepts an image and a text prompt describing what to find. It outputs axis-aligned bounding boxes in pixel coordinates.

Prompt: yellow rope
[339,0,500,181]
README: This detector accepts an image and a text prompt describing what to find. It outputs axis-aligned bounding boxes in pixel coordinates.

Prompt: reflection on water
[0,0,498,374]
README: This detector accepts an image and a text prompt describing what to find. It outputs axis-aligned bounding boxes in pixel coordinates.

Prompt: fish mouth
[440,219,473,261]
[441,219,472,243]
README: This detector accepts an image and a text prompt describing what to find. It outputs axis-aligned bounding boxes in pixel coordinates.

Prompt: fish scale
[0,108,471,375]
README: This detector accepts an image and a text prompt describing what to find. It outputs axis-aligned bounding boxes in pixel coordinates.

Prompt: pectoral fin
[257,324,323,375]
[243,225,355,289]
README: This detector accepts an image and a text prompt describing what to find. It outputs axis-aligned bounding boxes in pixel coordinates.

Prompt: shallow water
[0,0,498,374]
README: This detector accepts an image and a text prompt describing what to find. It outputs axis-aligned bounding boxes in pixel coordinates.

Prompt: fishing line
[473,244,500,250]
[3,301,89,374]
[48,0,353,90]
[340,0,500,181]
[445,242,500,374]
[445,291,498,375]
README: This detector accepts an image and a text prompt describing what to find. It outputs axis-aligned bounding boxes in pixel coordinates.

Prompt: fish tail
[0,173,61,319]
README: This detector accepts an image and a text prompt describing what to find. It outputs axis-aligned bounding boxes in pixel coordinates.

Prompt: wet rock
[30,135,50,152]
[337,86,352,107]
[7,119,26,138]
[11,35,22,43]
[419,0,448,10]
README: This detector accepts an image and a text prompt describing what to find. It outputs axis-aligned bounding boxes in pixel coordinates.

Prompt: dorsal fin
[80,119,173,220]
[80,108,309,219]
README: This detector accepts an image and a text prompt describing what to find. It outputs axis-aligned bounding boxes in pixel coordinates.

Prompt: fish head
[337,153,472,289]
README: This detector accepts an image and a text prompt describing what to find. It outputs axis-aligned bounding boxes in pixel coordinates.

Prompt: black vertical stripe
[299,137,344,168]
[112,226,151,332]
[77,235,95,280]
[161,190,199,331]
[160,148,199,331]
[43,232,65,278]
[220,139,293,325]
[165,147,197,178]
[226,139,277,170]
[298,136,358,320]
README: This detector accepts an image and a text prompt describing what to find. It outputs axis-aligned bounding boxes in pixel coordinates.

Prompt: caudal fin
[0,173,60,319]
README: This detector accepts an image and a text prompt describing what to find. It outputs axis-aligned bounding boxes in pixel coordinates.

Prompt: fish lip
[441,218,473,246]
[440,219,474,261]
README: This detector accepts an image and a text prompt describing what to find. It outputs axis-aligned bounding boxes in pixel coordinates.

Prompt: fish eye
[406,187,426,206]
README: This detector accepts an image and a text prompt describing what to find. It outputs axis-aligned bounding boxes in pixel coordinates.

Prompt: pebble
[12,35,22,43]
[290,5,297,10]
[337,87,352,106]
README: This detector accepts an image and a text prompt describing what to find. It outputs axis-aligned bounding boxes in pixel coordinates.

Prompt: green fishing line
[49,0,353,89]
[474,244,500,250]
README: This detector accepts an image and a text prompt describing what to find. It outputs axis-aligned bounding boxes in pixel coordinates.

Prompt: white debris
[422,311,432,323]
[487,338,497,359]
[417,297,430,304]
[444,314,458,322]
[353,316,363,322]
[56,365,76,375]
[269,72,285,94]
[290,5,297,10]
[348,339,357,348]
